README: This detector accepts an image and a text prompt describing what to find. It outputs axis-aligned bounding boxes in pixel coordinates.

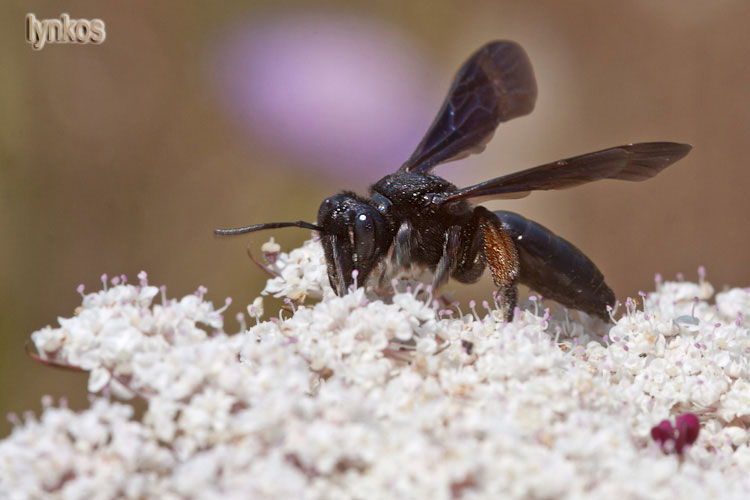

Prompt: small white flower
[261,237,282,265]
[716,288,750,326]
[247,296,264,320]
[87,367,111,393]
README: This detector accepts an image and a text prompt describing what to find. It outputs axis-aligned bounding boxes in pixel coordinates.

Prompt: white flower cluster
[3,242,750,499]
[262,236,331,301]
[28,272,229,399]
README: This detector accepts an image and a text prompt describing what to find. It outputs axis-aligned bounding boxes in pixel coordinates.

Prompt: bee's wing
[399,40,537,174]
[433,142,691,204]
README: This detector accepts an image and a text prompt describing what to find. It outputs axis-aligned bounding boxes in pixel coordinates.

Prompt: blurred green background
[2,0,750,437]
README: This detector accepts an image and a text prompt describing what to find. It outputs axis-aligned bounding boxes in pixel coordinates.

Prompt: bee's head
[214,192,392,297]
[317,193,390,295]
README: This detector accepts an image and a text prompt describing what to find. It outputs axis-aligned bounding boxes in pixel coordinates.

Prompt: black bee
[216,41,691,321]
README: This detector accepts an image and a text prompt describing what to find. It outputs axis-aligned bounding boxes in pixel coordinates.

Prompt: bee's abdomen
[495,210,615,320]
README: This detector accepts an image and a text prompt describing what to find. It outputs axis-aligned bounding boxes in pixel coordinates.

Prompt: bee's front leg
[392,221,415,270]
[432,226,462,290]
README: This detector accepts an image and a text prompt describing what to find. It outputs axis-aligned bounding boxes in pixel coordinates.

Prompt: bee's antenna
[214,221,324,236]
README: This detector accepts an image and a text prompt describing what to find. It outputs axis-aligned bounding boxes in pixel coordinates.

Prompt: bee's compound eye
[354,211,375,261]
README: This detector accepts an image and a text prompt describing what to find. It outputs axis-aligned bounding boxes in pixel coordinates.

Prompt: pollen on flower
[4,246,750,498]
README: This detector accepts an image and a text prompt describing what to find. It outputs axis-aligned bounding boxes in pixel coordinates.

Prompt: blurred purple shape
[211,13,436,180]
[650,413,700,454]
[650,420,674,446]
[675,413,700,448]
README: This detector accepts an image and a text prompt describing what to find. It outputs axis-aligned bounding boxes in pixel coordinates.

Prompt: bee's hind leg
[476,207,520,321]
[450,207,520,321]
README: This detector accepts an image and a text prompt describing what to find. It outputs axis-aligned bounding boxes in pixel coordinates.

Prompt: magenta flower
[650,413,700,454]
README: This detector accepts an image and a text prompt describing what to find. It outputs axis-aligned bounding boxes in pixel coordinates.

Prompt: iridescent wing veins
[434,142,692,204]
[399,40,537,174]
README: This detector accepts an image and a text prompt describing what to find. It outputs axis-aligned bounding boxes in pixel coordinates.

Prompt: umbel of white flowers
[2,238,750,499]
